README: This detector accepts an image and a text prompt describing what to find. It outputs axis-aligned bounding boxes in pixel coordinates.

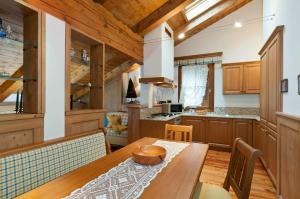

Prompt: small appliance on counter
[162,103,183,113]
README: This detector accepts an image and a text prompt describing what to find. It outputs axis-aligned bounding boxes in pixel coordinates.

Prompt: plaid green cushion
[0,132,106,199]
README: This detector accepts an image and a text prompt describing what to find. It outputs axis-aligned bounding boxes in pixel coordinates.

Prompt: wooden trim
[276,112,300,122]
[208,63,214,112]
[259,25,284,55]
[65,24,71,112]
[65,109,105,116]
[222,60,261,66]
[133,0,193,35]
[0,130,102,157]
[175,52,223,61]
[178,65,182,102]
[0,113,44,122]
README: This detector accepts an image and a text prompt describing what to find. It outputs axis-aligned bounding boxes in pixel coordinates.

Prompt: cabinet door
[182,117,205,142]
[253,121,261,149]
[223,65,243,94]
[266,129,277,184]
[233,119,253,145]
[206,118,232,149]
[260,52,268,121]
[244,62,261,94]
[260,124,268,168]
[268,36,281,129]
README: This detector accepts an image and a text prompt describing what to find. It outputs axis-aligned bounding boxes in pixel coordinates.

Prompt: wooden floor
[200,150,276,199]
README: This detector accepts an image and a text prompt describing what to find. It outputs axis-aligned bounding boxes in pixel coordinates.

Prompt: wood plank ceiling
[0,0,254,97]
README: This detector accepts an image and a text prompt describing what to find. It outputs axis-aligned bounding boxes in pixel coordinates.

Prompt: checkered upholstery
[0,132,106,199]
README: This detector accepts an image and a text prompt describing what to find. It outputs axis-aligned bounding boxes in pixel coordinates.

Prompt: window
[184,0,222,21]
[178,63,214,111]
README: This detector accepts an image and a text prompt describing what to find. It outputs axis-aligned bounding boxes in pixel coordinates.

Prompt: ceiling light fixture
[178,33,185,39]
[234,21,243,28]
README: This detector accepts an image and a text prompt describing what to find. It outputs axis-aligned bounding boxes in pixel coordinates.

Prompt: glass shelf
[0,75,37,81]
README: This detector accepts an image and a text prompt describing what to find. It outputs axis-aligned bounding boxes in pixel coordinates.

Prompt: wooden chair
[164,124,193,142]
[193,138,262,199]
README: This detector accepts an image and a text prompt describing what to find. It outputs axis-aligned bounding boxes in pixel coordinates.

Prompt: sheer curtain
[179,64,209,107]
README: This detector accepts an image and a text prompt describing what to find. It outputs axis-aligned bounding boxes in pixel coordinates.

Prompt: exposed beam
[174,0,253,45]
[20,0,143,62]
[133,0,193,35]
[92,0,107,4]
[0,66,23,102]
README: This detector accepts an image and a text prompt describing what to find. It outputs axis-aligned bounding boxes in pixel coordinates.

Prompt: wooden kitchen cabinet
[266,129,277,184]
[260,52,268,122]
[222,61,261,94]
[206,118,233,149]
[243,62,261,93]
[222,64,243,94]
[140,118,177,139]
[233,119,253,145]
[181,117,205,142]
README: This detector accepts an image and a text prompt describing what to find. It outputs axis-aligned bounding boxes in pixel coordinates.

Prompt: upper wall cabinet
[222,61,261,94]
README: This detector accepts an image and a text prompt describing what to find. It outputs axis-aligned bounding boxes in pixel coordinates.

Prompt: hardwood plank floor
[200,150,276,199]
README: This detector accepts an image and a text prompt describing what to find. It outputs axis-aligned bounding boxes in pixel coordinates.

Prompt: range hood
[140,22,174,87]
[139,77,176,88]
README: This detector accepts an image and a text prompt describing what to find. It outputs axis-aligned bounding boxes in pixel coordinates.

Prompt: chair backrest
[164,124,193,142]
[223,138,262,199]
[0,132,107,199]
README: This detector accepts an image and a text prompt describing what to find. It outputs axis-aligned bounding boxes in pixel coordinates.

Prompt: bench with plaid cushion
[0,132,106,199]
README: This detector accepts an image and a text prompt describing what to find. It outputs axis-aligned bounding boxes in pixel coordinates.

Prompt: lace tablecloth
[64,140,189,199]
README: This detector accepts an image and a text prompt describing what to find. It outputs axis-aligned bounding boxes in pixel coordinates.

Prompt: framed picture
[281,79,288,93]
[298,75,300,95]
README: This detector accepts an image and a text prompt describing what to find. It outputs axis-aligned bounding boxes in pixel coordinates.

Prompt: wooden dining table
[18,137,209,199]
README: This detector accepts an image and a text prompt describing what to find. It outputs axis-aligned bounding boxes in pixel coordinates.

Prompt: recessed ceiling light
[234,22,242,28]
[178,33,185,39]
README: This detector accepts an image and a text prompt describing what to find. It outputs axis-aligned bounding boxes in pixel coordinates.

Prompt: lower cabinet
[140,119,176,139]
[206,118,232,149]
[181,117,205,142]
[255,122,277,187]
[233,119,253,145]
[266,129,277,185]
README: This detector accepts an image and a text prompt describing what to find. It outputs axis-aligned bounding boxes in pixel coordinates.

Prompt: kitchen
[0,0,299,198]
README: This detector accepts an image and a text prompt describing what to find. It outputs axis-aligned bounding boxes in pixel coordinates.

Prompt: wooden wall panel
[65,110,104,136]
[20,0,143,62]
[277,113,300,199]
[0,114,44,151]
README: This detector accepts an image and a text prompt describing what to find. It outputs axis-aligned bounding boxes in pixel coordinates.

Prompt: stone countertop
[140,112,260,121]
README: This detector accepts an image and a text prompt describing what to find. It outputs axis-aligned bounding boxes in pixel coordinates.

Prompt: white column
[44,14,65,140]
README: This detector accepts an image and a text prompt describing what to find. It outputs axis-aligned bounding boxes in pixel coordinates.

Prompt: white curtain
[179,64,209,107]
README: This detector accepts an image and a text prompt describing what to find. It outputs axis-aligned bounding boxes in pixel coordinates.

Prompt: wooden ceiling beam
[174,0,253,45]
[20,0,143,62]
[133,0,193,35]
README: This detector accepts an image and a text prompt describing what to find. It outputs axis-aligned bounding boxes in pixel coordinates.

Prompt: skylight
[184,0,222,21]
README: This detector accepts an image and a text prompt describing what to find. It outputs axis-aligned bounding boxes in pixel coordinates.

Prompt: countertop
[140,112,260,121]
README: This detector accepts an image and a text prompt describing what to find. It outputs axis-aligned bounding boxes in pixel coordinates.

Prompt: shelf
[71,82,91,87]
[0,75,37,81]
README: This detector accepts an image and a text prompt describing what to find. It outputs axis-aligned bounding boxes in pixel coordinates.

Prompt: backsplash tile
[214,107,259,116]
[140,106,162,119]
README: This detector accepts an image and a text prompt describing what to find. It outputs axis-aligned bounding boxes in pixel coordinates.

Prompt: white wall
[263,0,300,116]
[175,0,263,108]
[44,14,65,140]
